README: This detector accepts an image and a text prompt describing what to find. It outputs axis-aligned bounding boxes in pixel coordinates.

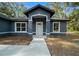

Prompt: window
[15,22,27,32]
[53,22,60,32]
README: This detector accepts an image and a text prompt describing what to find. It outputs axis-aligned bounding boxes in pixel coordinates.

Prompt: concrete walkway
[0,37,50,56]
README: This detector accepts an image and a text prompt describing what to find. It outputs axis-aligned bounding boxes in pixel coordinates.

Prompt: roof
[0,4,69,21]
[24,4,55,17]
[51,18,69,21]
[0,12,10,20]
[0,12,69,21]
[51,12,70,21]
[0,12,28,21]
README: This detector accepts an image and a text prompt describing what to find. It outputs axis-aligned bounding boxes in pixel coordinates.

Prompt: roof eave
[24,4,55,17]
[51,18,70,21]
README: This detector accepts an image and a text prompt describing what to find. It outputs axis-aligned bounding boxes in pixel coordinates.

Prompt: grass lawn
[46,33,79,56]
[0,36,32,45]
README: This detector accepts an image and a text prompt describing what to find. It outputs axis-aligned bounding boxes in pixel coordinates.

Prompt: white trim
[0,32,9,34]
[36,22,43,35]
[31,14,49,34]
[50,32,65,33]
[31,14,49,21]
[46,20,50,21]
[15,22,27,33]
[0,32,76,35]
[28,33,33,34]
[0,32,29,34]
[53,22,60,32]
[46,33,50,35]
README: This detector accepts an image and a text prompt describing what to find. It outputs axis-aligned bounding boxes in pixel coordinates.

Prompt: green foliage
[47,2,79,32]
[68,9,79,32]
[0,3,14,17]
[47,2,68,19]
[71,2,79,7]
[0,2,26,17]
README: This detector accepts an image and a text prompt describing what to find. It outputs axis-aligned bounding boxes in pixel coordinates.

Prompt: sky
[22,2,47,9]
[17,2,79,16]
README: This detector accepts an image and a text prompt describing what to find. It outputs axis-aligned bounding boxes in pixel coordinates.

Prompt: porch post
[28,20,32,35]
[46,17,50,35]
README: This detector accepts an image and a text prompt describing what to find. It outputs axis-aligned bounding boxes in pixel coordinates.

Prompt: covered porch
[27,14,50,35]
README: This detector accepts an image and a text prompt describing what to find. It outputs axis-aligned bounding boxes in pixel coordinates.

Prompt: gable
[24,4,55,17]
[28,8,50,18]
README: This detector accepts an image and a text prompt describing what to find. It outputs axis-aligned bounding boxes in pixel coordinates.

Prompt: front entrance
[36,22,43,35]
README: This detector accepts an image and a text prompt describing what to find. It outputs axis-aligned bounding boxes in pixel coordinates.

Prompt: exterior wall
[9,21,31,36]
[0,8,67,36]
[50,21,67,33]
[27,8,51,34]
[32,19,36,34]
[0,17,30,36]
[32,18,46,35]
[10,21,28,32]
[10,21,15,32]
[50,21,53,32]
[28,8,51,19]
[0,17,10,32]
[60,21,67,32]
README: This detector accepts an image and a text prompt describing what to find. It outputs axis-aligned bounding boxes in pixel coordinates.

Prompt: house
[0,4,69,37]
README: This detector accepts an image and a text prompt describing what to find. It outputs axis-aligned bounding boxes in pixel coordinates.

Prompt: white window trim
[53,22,60,33]
[15,22,27,33]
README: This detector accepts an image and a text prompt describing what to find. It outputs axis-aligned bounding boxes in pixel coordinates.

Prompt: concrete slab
[0,38,50,56]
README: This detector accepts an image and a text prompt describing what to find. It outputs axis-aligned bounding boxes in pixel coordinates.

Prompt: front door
[36,22,43,35]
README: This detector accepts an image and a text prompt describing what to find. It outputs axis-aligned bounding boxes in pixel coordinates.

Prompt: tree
[47,2,68,19]
[67,2,79,32]
[47,2,79,32]
[0,2,14,17]
[0,2,27,17]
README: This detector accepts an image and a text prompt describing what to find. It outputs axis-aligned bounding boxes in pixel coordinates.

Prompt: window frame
[15,22,27,32]
[53,22,60,32]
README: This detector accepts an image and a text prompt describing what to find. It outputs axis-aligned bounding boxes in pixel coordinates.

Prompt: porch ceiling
[33,15,46,18]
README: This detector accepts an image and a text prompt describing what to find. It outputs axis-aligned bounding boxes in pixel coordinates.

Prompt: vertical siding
[43,20,46,33]
[60,21,67,32]
[32,19,36,33]
[46,20,50,33]
[50,21,53,32]
[28,8,50,19]
[27,8,51,34]
[50,21,67,32]
[32,18,46,35]
[0,18,10,32]
[28,21,32,34]
[10,21,15,32]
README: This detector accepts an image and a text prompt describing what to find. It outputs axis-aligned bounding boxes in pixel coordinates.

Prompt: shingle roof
[0,4,70,21]
[24,4,55,17]
[0,12,10,20]
[0,12,28,21]
[51,12,69,21]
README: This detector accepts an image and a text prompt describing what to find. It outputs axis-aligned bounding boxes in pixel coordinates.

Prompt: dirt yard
[46,33,79,56]
[0,36,32,45]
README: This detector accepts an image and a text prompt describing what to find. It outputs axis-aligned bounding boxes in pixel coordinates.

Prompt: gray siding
[50,21,67,32]
[50,21,53,32]
[28,8,51,34]
[32,18,46,35]
[28,8,51,20]
[0,7,67,36]
[0,18,10,32]
[10,21,15,32]
[60,21,67,32]
[32,19,36,34]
